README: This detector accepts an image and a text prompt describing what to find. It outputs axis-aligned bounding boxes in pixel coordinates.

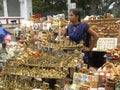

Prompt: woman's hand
[83,47,92,51]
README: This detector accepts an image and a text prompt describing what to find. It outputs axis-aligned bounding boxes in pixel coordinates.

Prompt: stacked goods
[100,62,120,90]
[1,35,84,89]
[86,18,120,50]
[106,48,120,60]
[71,62,120,90]
[87,18,120,38]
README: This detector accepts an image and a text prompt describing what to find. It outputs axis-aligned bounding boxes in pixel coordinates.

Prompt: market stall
[0,13,120,90]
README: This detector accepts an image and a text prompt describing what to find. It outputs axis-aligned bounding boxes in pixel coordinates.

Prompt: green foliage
[71,0,90,9]
[32,0,67,14]
[32,0,43,14]
[42,0,67,12]
[32,0,120,17]
[0,3,3,10]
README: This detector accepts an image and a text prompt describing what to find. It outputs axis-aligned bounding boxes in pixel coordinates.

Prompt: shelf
[3,72,68,79]
[19,63,77,68]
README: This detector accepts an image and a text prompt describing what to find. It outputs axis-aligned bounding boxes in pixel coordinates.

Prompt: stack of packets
[71,72,99,90]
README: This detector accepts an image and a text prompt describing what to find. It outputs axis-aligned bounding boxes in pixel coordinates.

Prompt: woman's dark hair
[70,9,81,22]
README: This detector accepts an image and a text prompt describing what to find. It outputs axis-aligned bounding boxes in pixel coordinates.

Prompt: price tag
[97,38,117,51]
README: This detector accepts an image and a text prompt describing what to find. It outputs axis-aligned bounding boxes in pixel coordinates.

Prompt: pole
[67,0,71,20]
[3,0,8,17]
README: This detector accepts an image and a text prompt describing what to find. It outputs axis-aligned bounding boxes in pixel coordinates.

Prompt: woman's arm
[84,27,99,51]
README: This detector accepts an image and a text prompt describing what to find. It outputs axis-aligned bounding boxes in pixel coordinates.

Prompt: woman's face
[69,11,78,23]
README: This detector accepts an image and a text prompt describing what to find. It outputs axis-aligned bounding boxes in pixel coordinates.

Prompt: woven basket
[105,79,116,90]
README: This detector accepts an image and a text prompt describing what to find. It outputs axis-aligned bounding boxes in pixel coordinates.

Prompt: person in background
[64,9,99,67]
[0,23,12,50]
[0,23,11,43]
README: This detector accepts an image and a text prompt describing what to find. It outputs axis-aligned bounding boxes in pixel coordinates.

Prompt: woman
[65,9,99,66]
